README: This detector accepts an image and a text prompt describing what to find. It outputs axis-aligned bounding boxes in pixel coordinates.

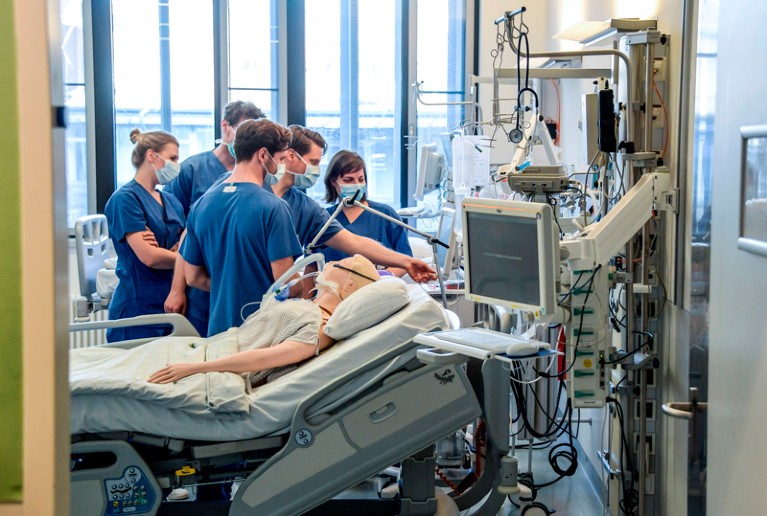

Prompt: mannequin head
[316,255,378,302]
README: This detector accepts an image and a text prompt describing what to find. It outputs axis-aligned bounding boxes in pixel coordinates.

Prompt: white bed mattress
[71,286,449,441]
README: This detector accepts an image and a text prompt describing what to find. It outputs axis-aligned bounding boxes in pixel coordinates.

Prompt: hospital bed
[69,285,517,515]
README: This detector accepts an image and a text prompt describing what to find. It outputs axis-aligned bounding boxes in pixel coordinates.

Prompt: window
[415,0,467,213]
[112,0,215,188]
[303,0,468,209]
[228,0,280,118]
[61,0,88,227]
[303,0,400,206]
[72,0,472,220]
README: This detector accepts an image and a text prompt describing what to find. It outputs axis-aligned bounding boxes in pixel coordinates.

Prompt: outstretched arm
[147,339,317,384]
[325,230,436,282]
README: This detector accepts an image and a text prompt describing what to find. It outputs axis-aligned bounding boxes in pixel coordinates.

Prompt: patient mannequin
[148,254,379,385]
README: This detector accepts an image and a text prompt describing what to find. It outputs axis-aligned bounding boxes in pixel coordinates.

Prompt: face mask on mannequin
[289,153,321,189]
[153,154,181,185]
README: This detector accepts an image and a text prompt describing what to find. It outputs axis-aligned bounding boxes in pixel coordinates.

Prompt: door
[705,0,767,513]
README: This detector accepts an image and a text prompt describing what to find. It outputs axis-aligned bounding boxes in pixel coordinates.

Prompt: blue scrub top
[104,180,186,342]
[164,150,228,216]
[163,150,229,337]
[264,184,344,249]
[319,200,412,263]
[181,182,302,336]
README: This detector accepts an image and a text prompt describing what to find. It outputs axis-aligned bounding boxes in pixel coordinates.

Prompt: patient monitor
[415,144,445,201]
[461,198,559,317]
[436,207,460,277]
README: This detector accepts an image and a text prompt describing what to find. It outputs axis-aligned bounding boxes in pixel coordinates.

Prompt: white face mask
[154,155,181,185]
[264,152,286,182]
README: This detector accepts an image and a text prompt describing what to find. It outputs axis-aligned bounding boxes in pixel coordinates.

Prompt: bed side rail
[69,313,200,349]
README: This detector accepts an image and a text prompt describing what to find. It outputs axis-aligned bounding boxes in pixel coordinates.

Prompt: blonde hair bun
[129,128,142,144]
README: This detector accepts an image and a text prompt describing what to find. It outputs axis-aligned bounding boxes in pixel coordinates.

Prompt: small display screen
[466,211,540,306]
[436,210,453,270]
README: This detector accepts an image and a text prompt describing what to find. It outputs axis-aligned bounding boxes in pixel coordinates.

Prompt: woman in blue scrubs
[104,129,186,342]
[320,150,412,276]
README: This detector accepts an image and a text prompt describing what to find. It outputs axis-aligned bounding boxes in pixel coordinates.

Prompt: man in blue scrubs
[164,100,265,335]
[181,119,302,336]
[164,100,266,215]
[264,126,435,280]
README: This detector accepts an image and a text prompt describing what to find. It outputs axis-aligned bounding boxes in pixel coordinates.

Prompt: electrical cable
[652,76,669,159]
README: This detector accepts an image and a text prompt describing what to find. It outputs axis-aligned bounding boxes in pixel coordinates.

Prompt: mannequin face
[322,261,357,298]
[322,259,377,299]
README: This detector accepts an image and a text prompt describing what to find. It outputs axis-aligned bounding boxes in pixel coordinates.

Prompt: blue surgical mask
[290,154,321,189]
[339,183,366,202]
[227,142,236,159]
[263,171,280,186]
[154,155,181,185]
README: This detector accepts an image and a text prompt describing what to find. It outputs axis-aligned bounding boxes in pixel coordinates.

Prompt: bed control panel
[103,466,156,514]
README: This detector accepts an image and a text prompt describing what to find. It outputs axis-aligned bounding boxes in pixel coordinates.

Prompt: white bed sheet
[71,286,449,441]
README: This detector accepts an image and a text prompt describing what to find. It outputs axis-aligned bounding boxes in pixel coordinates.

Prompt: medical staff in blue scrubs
[263,127,433,283]
[181,119,302,337]
[163,101,265,336]
[104,129,186,342]
[319,150,412,277]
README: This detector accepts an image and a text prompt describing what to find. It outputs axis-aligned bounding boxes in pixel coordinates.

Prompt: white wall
[706,0,767,513]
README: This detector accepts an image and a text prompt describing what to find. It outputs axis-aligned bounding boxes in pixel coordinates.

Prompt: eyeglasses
[331,263,378,283]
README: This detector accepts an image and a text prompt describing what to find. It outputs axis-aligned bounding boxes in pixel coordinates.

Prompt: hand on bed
[148,363,201,384]
[404,258,438,283]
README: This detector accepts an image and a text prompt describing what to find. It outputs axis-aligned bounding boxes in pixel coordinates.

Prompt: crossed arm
[325,230,435,282]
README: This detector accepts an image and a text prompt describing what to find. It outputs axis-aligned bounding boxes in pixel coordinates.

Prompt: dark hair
[233,119,291,163]
[128,129,179,169]
[323,150,367,203]
[223,100,266,126]
[288,125,328,156]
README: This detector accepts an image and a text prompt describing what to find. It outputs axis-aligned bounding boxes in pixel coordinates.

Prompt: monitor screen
[436,208,455,271]
[462,198,558,316]
[415,144,445,201]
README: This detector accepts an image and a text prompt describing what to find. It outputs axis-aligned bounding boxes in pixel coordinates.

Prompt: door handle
[661,387,708,419]
[661,387,708,463]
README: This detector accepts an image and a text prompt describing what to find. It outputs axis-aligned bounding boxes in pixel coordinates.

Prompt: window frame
[82,0,476,220]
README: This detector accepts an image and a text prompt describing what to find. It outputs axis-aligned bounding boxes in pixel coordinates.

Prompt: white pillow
[324,278,410,341]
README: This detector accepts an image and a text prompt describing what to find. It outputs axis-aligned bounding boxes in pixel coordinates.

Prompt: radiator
[70,308,109,349]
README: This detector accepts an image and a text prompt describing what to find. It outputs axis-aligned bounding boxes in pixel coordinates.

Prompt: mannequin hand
[148,363,201,384]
